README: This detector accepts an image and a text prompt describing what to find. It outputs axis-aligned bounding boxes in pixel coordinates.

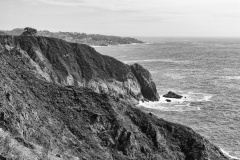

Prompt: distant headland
[0,28,144,46]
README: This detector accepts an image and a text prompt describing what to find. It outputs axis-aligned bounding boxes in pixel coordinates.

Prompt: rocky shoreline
[0,35,233,160]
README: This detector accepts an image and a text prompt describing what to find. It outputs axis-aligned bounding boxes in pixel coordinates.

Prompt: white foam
[138,101,184,112]
[220,148,240,160]
[143,42,150,45]
[184,92,213,102]
[138,91,212,112]
[203,95,212,101]
[131,43,138,45]
[224,76,240,80]
[158,96,185,104]
[137,99,198,112]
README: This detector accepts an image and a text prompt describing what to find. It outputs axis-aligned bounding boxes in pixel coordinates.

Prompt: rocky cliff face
[0,35,158,102]
[0,44,231,160]
[130,63,159,101]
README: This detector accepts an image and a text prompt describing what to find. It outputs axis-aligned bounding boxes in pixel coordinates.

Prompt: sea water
[94,37,240,159]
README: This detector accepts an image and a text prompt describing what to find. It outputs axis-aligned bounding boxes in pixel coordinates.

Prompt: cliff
[0,43,231,160]
[1,28,143,46]
[130,63,159,101]
[0,35,158,103]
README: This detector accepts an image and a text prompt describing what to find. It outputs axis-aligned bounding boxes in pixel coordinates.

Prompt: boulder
[163,91,182,99]
[166,99,171,102]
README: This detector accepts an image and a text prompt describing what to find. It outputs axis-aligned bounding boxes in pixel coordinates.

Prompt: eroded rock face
[0,35,146,102]
[0,47,230,160]
[130,63,159,101]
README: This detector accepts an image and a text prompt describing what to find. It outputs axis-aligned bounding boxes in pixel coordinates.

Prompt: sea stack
[163,91,183,99]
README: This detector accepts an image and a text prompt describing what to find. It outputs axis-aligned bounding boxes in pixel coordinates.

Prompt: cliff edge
[0,43,230,160]
[130,63,159,101]
[0,35,159,102]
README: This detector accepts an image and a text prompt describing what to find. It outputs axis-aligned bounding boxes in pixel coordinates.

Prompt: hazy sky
[1,0,240,37]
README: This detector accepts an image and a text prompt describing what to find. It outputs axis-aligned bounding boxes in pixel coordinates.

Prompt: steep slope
[0,35,158,102]
[0,43,231,160]
[130,63,159,101]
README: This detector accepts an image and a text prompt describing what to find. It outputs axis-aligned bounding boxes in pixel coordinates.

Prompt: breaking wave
[220,148,240,160]
[224,76,240,80]
[137,91,212,112]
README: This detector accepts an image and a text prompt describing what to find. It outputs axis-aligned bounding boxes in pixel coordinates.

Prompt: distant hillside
[0,28,143,46]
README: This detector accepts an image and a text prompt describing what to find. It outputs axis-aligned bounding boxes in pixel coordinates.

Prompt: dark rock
[0,155,7,160]
[0,36,230,160]
[163,91,183,99]
[21,27,37,36]
[6,92,11,101]
[130,63,159,101]
[56,154,61,158]
[0,35,147,101]
[0,112,4,121]
[148,112,153,116]
[166,99,171,102]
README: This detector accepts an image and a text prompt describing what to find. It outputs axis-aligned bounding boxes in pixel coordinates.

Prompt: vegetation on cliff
[21,27,37,36]
[0,35,232,160]
[0,43,230,160]
[0,35,158,103]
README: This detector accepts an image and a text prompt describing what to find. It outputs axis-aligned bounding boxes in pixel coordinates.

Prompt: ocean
[94,37,240,159]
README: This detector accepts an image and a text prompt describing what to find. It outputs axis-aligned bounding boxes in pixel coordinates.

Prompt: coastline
[93,37,240,159]
[220,148,240,160]
[0,34,235,160]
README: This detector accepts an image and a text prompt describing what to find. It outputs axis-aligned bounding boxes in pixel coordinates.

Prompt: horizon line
[2,28,240,39]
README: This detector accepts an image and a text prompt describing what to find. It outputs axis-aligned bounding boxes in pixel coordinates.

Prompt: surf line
[220,148,240,160]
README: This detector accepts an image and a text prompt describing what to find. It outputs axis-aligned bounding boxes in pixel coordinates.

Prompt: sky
[1,0,240,37]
